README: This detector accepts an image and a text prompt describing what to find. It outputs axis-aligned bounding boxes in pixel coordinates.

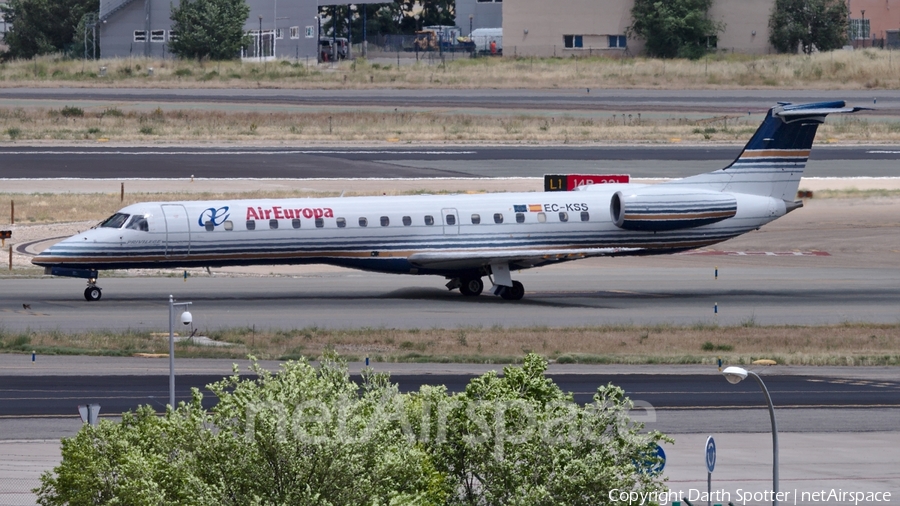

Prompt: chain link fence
[0,475,42,505]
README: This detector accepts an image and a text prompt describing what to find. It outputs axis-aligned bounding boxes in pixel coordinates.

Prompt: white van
[470,28,502,54]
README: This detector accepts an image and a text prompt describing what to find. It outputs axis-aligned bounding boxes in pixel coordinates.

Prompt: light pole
[861,10,866,47]
[723,366,778,506]
[168,295,193,409]
[259,15,263,61]
[469,14,473,36]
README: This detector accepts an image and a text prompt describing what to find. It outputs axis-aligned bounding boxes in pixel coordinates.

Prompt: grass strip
[2,323,898,366]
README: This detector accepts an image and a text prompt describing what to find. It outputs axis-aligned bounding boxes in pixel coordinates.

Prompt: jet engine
[610,189,737,232]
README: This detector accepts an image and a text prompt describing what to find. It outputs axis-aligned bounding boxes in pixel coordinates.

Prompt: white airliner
[34,101,863,301]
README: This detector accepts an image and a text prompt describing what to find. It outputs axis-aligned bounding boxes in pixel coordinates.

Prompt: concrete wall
[456,0,503,36]
[709,0,774,54]
[99,0,319,60]
[504,0,638,57]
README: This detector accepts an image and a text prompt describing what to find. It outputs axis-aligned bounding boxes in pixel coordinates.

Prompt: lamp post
[723,366,778,506]
[259,15,263,61]
[469,14,473,36]
[168,295,193,409]
[861,10,866,47]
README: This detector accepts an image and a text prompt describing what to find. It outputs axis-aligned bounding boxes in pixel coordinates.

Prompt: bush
[60,106,83,118]
[37,354,669,505]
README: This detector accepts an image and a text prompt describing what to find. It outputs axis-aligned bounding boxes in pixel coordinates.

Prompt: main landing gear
[496,280,525,301]
[447,275,525,301]
[84,278,102,301]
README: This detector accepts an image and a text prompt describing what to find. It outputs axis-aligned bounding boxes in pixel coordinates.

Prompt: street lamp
[723,366,779,506]
[259,15,263,61]
[168,295,193,409]
[469,14,474,36]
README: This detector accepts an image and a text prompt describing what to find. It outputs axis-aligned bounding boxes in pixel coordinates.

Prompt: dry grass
[3,49,900,89]
[2,323,898,365]
[1,105,898,143]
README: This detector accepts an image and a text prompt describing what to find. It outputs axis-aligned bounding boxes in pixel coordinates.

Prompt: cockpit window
[100,213,130,228]
[126,215,149,232]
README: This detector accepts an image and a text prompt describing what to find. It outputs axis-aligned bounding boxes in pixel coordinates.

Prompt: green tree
[627,0,724,59]
[169,0,250,61]
[769,0,848,54]
[0,0,99,60]
[37,354,669,505]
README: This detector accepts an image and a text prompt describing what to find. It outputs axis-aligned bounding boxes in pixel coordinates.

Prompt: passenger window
[494,213,503,224]
[292,218,301,229]
[537,212,547,223]
[559,212,568,222]
[402,216,412,226]
[581,211,590,222]
[516,213,525,223]
[359,217,368,227]
[224,220,234,231]
[424,215,434,226]
[269,219,278,230]
[100,213,129,228]
[315,217,324,228]
[471,214,480,224]
[205,220,215,231]
[446,214,456,225]
[381,216,390,227]
[336,217,346,228]
[246,220,256,231]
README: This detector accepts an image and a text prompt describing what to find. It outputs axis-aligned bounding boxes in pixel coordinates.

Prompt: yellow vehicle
[414,30,438,51]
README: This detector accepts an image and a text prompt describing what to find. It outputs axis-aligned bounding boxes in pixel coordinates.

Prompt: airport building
[455,0,503,36]
[487,0,896,57]
[98,0,380,60]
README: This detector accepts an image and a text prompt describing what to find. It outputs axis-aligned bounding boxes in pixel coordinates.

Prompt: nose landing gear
[84,278,102,301]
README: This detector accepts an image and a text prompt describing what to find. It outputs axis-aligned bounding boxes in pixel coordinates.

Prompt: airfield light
[722,366,779,505]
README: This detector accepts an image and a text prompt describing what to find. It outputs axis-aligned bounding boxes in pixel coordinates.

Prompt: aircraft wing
[408,247,641,270]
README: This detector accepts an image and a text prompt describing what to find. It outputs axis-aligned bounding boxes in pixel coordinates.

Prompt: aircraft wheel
[460,277,484,297]
[499,281,524,301]
[84,286,102,301]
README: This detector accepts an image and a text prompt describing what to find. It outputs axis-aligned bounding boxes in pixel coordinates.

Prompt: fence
[0,477,41,505]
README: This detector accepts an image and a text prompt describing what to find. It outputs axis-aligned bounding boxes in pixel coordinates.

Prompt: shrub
[37,354,669,504]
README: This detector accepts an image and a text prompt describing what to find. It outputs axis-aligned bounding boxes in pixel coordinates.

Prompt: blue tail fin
[674,101,866,200]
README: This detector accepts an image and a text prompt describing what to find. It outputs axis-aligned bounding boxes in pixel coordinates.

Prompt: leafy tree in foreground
[769,0,848,54]
[0,0,99,60]
[169,0,250,60]
[627,0,724,59]
[37,354,669,505]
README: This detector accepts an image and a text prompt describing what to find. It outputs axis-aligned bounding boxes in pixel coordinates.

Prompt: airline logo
[246,206,335,220]
[198,206,230,227]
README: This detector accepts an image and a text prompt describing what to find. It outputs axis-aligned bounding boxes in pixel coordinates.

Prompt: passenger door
[161,204,191,259]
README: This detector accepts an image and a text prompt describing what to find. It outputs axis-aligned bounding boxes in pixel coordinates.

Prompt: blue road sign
[705,436,716,473]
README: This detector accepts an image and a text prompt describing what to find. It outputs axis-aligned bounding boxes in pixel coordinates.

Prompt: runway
[1,145,899,179]
[1,371,898,418]
[3,262,899,330]
[2,88,899,113]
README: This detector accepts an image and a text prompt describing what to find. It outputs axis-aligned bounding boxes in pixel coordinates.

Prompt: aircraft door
[161,204,191,258]
[442,208,459,235]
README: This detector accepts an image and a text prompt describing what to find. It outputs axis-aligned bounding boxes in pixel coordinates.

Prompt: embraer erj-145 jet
[34,101,863,301]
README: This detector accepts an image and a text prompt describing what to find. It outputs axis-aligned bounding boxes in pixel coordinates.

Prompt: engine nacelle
[610,189,737,231]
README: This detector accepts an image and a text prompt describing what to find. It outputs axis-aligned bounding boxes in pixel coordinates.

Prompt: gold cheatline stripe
[740,149,810,157]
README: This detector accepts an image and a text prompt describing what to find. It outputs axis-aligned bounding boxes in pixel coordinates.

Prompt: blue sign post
[706,436,716,506]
